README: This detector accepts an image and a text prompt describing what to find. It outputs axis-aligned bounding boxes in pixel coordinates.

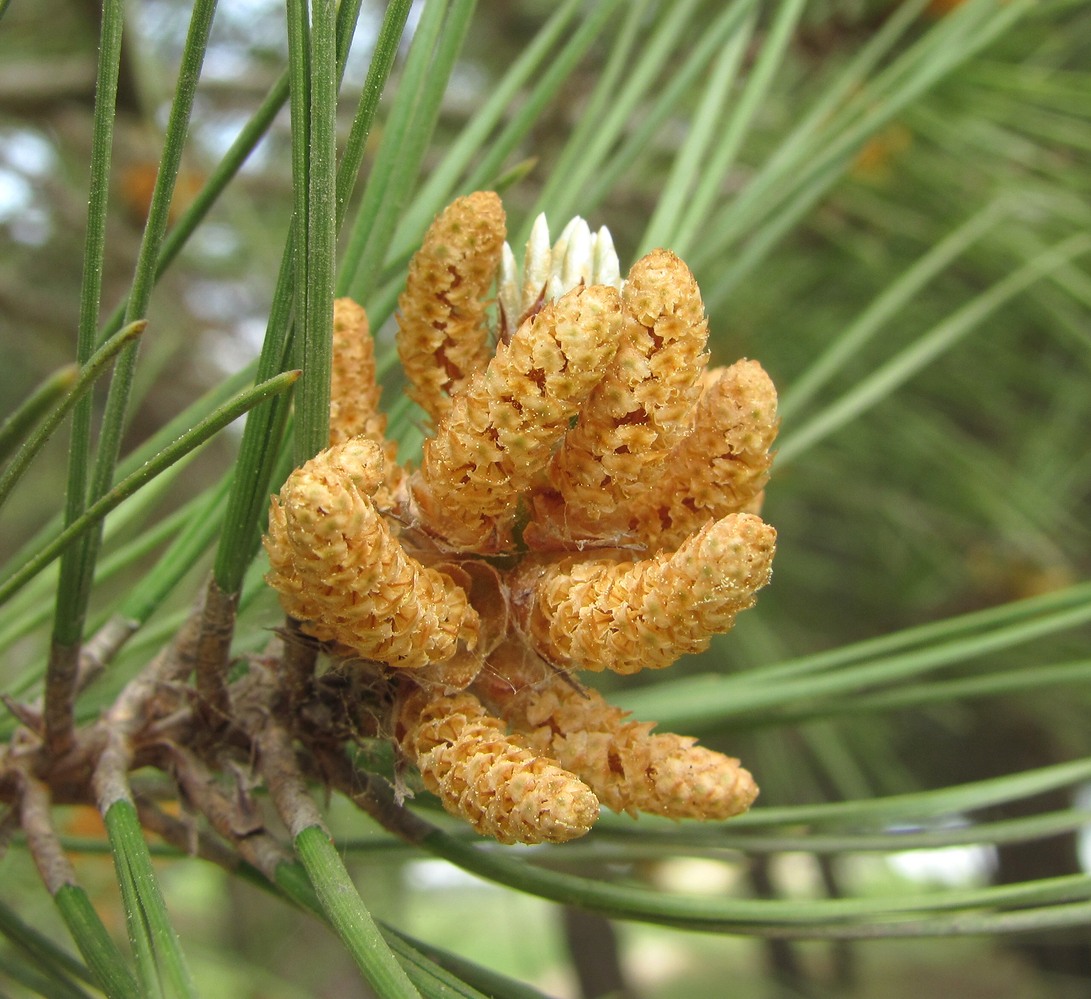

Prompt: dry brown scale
[264,191,780,844]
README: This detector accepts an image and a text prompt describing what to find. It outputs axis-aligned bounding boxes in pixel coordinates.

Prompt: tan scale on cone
[483,645,759,820]
[412,283,624,552]
[264,191,779,844]
[398,689,599,844]
[396,191,507,429]
[264,438,479,671]
[329,297,404,507]
[545,249,709,529]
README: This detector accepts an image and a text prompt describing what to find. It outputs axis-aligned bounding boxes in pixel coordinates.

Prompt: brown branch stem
[134,797,243,874]
[18,772,77,894]
[254,719,327,840]
[194,576,238,729]
[280,617,318,718]
[78,613,140,693]
[44,641,80,759]
[92,601,204,811]
[316,746,431,847]
[167,742,291,881]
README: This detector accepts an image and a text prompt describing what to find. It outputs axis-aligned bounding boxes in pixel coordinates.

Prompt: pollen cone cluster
[264,191,779,844]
